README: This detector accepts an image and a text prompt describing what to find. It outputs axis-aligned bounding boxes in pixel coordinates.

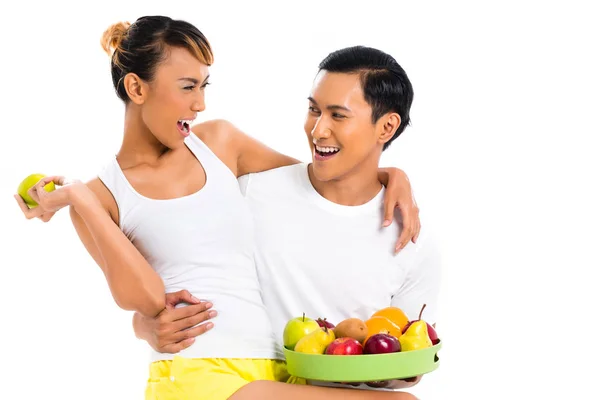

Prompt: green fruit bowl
[283,340,442,382]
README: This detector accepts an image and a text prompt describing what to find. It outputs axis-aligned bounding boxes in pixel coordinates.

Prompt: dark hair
[318,46,413,150]
[100,16,214,103]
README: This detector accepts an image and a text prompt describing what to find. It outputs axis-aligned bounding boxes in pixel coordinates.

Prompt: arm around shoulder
[193,119,300,177]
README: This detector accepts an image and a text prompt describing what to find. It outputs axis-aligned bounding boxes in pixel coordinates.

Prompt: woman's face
[141,46,210,148]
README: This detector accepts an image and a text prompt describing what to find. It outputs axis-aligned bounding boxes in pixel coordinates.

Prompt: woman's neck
[116,107,170,168]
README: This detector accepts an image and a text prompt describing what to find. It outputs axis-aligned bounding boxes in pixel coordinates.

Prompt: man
[134,45,441,391]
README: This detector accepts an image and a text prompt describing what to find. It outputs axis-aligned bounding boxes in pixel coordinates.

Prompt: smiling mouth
[314,145,340,161]
[177,119,193,137]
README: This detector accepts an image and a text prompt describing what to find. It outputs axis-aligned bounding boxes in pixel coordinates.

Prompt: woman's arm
[377,168,421,251]
[192,120,300,177]
[19,176,166,317]
[228,122,422,249]
[231,123,301,176]
[69,183,165,317]
[193,120,421,249]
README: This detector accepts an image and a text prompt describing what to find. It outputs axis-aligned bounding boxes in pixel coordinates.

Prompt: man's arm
[388,223,442,387]
[391,224,442,323]
[132,290,217,353]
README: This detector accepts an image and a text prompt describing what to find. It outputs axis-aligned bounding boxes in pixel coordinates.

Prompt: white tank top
[97,134,282,362]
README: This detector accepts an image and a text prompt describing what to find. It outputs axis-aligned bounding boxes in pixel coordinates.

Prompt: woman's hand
[380,168,421,253]
[14,176,84,222]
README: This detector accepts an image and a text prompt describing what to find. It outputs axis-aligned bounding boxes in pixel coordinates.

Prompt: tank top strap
[184,133,238,184]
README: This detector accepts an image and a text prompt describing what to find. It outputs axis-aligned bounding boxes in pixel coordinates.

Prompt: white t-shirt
[239,163,442,353]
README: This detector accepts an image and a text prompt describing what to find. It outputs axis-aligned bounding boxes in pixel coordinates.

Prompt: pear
[398,306,433,351]
[402,304,439,344]
[399,320,433,351]
[294,326,336,354]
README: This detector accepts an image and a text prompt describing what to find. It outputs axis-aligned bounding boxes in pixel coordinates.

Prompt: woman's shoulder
[192,119,238,146]
[191,119,240,173]
[85,177,119,225]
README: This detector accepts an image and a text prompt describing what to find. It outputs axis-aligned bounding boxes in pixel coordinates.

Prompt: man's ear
[123,72,148,105]
[378,113,401,145]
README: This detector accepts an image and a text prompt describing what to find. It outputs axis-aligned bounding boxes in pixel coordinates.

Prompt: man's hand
[133,290,217,353]
[365,376,422,389]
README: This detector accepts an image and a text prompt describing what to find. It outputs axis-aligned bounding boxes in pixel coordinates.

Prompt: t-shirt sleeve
[237,174,252,197]
[391,227,442,326]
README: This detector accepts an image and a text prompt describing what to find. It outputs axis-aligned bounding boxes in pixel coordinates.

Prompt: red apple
[402,304,439,344]
[325,337,363,355]
[316,317,336,329]
[363,333,401,354]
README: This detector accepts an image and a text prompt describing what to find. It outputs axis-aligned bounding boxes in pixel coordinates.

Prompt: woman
[16,16,420,400]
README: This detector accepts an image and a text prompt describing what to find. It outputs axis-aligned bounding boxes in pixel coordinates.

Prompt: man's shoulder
[246,163,308,192]
[389,213,440,262]
[396,218,442,280]
[252,162,307,179]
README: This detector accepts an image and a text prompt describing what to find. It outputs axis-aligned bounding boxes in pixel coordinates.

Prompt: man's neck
[308,161,383,207]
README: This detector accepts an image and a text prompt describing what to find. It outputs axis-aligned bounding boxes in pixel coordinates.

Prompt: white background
[1,1,599,399]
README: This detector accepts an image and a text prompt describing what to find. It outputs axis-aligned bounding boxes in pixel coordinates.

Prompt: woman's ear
[123,73,148,105]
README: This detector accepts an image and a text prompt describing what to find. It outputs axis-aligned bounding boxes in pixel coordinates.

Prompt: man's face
[304,71,383,182]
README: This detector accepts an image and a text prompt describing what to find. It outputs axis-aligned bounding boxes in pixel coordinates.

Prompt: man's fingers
[157,321,215,353]
[366,381,390,388]
[170,302,213,322]
[171,321,214,343]
[155,312,216,353]
[165,290,202,308]
[178,290,202,304]
[172,309,217,332]
[160,337,197,354]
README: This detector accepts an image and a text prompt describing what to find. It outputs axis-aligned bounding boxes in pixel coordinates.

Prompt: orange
[371,306,409,332]
[363,316,402,345]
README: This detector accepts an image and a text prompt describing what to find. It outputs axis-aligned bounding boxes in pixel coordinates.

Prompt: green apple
[283,313,320,350]
[17,173,55,208]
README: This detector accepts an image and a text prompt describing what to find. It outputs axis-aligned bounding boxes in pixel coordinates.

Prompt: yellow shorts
[145,356,303,400]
